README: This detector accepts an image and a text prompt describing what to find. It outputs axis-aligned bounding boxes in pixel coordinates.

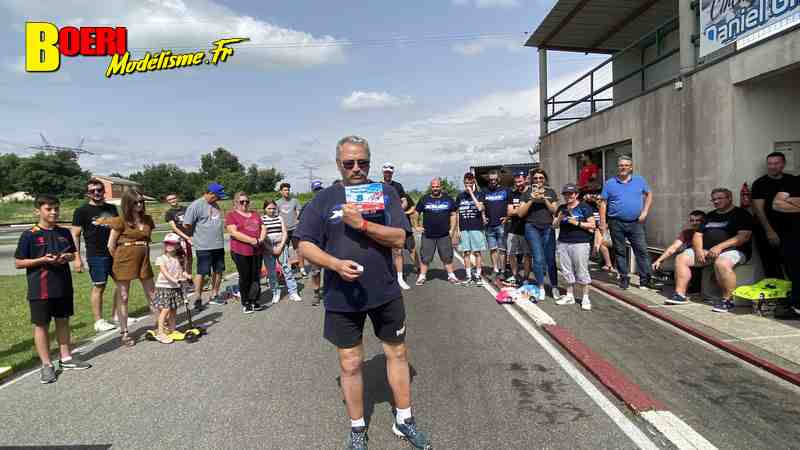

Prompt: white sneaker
[536,287,545,302]
[556,295,576,305]
[94,319,117,333]
[290,293,302,302]
[551,288,562,301]
[111,318,136,326]
[581,298,592,311]
[398,277,411,290]
[271,290,281,305]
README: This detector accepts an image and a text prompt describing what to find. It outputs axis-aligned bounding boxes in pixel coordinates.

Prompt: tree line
[0,147,284,200]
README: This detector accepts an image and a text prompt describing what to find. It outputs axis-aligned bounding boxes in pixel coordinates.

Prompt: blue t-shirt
[600,175,650,222]
[557,203,595,244]
[416,194,457,239]
[295,183,410,313]
[483,186,510,227]
[457,191,485,231]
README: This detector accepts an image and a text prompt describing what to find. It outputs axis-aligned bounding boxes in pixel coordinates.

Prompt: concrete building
[526,0,799,280]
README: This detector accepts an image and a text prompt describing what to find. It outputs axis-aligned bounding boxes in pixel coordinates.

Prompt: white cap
[382,162,395,173]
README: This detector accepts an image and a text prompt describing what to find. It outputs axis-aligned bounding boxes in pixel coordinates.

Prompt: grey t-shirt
[183,197,224,251]
[521,187,559,228]
[276,198,300,231]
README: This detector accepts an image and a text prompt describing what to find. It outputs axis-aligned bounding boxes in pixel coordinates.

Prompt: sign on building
[699,0,800,57]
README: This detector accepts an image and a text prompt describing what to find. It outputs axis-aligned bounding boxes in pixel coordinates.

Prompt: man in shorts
[17,194,92,384]
[164,193,194,275]
[667,188,753,313]
[381,162,412,290]
[184,183,228,311]
[482,170,510,278]
[506,169,532,285]
[71,177,121,333]
[277,182,305,277]
[415,178,459,285]
[456,172,487,286]
[297,135,431,450]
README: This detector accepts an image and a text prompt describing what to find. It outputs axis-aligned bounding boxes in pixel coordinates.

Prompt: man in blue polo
[598,155,655,290]
[297,135,431,450]
[482,170,510,279]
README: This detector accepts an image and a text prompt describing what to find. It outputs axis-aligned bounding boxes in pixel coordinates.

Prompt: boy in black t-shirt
[15,195,92,384]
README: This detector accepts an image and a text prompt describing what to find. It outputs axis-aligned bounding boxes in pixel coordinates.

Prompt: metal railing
[545,16,680,131]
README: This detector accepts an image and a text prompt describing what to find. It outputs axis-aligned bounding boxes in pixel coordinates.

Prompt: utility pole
[300,162,319,192]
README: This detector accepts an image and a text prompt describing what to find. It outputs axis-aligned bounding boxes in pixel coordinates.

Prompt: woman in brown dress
[102,189,156,346]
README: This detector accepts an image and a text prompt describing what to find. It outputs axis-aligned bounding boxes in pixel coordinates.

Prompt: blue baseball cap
[207,182,228,199]
[311,179,323,191]
[512,169,527,177]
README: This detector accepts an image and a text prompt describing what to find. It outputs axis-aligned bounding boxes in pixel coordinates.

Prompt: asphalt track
[1,262,647,449]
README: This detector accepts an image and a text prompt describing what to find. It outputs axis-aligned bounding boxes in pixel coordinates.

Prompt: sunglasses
[532,176,545,180]
[134,200,144,205]
[239,200,250,205]
[341,159,370,170]
[88,188,104,194]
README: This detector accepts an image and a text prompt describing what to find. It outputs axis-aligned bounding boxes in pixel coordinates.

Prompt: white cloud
[452,37,522,55]
[452,0,521,8]
[2,0,347,70]
[340,91,416,111]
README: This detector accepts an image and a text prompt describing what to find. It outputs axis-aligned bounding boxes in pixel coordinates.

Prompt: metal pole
[539,48,548,137]
[679,0,698,73]
[590,72,596,113]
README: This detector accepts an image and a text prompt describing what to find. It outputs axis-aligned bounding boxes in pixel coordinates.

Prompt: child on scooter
[153,233,191,343]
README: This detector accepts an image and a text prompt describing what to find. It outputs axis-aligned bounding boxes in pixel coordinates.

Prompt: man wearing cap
[296,136,431,449]
[482,170,511,278]
[300,179,325,305]
[382,162,412,290]
[183,183,228,311]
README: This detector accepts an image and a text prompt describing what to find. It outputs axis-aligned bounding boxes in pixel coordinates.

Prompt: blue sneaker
[665,293,688,305]
[619,277,630,290]
[346,426,368,450]
[712,299,735,313]
[208,295,226,306]
[392,418,431,449]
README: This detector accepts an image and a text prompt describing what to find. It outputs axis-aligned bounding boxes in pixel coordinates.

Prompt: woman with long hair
[102,189,156,347]
[225,191,267,314]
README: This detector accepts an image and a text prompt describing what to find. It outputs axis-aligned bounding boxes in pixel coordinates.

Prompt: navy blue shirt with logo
[15,226,76,300]
[296,183,410,313]
[483,186,510,227]
[556,203,595,244]
[457,191,485,231]
[415,194,457,239]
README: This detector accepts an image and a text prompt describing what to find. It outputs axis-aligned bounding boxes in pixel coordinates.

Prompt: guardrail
[545,16,680,130]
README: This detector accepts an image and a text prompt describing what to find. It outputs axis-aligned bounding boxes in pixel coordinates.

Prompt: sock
[476,267,482,277]
[566,286,574,297]
[583,294,590,302]
[60,356,72,362]
[351,417,366,428]
[396,407,412,424]
[466,267,472,278]
[397,272,404,280]
[448,272,457,280]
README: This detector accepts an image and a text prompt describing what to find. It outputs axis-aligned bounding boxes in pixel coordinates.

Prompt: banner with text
[700,0,800,57]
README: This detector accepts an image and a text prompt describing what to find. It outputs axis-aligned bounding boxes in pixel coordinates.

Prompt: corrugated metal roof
[526,0,677,52]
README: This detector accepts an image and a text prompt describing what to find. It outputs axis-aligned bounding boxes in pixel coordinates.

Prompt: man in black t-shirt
[71,178,120,333]
[483,170,510,277]
[506,169,531,285]
[17,194,91,384]
[774,177,800,315]
[296,136,430,449]
[669,188,753,313]
[456,172,486,286]
[415,178,459,285]
[751,151,794,278]
[164,193,194,274]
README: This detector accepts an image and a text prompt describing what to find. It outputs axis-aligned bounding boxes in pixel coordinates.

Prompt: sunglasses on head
[341,159,370,170]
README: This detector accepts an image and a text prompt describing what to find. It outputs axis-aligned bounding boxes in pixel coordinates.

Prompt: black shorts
[420,236,454,264]
[29,297,74,326]
[324,297,406,348]
[196,248,225,276]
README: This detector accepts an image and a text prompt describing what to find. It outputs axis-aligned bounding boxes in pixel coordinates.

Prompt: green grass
[0,192,314,225]
[0,249,239,374]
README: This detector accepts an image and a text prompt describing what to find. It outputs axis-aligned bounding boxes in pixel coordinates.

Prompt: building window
[573,140,633,187]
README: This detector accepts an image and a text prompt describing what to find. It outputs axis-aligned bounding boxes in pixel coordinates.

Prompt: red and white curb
[458,254,717,449]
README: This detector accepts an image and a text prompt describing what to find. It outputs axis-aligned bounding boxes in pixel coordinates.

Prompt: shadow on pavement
[335,354,418,426]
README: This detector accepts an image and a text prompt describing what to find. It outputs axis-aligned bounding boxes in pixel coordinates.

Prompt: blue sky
[0,0,607,191]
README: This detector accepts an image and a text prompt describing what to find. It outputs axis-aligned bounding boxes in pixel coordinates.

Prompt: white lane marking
[449,254,658,449]
[721,333,800,342]
[0,315,146,390]
[641,411,718,450]
[503,304,660,450]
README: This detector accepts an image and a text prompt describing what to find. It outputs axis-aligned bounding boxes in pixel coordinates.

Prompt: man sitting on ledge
[666,188,753,314]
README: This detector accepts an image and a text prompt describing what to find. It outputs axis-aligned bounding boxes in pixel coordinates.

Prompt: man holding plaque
[296,136,431,450]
